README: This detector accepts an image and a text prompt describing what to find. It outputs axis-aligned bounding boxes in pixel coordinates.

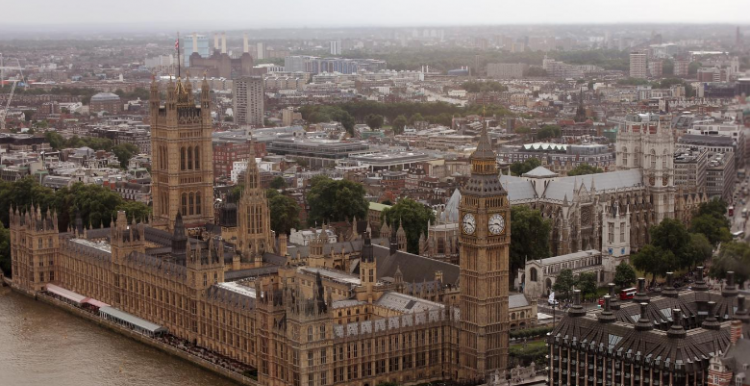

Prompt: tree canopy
[553,269,576,299]
[510,158,541,176]
[614,261,637,289]
[112,143,139,169]
[709,241,750,288]
[536,125,561,141]
[269,176,287,190]
[567,163,604,176]
[266,189,301,235]
[392,115,407,134]
[511,206,551,284]
[306,176,369,226]
[45,131,114,151]
[0,178,152,277]
[460,81,508,93]
[381,198,435,254]
[365,114,384,130]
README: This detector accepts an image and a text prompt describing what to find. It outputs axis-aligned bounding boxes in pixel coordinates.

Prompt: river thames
[0,289,238,386]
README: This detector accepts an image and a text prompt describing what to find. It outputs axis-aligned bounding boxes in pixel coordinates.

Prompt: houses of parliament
[9,77,512,385]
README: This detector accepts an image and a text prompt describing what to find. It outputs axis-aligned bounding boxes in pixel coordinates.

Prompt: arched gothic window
[187,147,193,170]
[194,146,200,170]
[181,193,187,215]
[189,193,194,215]
[651,149,657,169]
[196,192,202,215]
[180,147,186,171]
[622,147,628,166]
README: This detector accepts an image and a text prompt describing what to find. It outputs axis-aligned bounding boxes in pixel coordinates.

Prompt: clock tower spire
[457,121,510,379]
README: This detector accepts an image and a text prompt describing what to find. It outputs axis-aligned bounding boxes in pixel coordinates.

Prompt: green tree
[116,201,152,223]
[45,131,66,150]
[306,176,369,226]
[576,272,598,300]
[267,189,301,235]
[365,114,384,130]
[567,163,604,176]
[613,261,637,289]
[112,143,139,169]
[649,218,692,269]
[690,214,731,247]
[381,198,435,254]
[511,206,551,284]
[269,176,287,190]
[631,244,678,284]
[510,158,541,176]
[408,113,424,125]
[709,241,750,287]
[536,125,561,141]
[0,177,56,227]
[696,198,729,221]
[54,182,127,231]
[687,233,714,269]
[553,269,576,299]
[392,115,407,135]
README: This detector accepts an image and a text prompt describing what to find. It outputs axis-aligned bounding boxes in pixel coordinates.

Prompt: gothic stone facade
[10,91,511,386]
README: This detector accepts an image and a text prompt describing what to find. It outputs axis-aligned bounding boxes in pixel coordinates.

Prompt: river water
[0,289,238,386]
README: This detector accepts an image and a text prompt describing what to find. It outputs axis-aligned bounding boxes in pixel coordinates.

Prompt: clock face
[489,213,505,235]
[462,213,476,235]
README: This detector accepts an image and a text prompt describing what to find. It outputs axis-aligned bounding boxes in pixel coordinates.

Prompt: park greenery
[0,178,152,277]
[567,163,604,176]
[299,101,513,134]
[306,175,369,227]
[392,115,407,134]
[381,198,436,254]
[552,269,598,300]
[630,199,731,285]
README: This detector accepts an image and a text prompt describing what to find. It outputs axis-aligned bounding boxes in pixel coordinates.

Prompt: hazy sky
[4,0,750,30]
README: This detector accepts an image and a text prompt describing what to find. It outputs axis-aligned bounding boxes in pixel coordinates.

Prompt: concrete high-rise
[630,51,648,79]
[232,76,265,126]
[329,40,341,55]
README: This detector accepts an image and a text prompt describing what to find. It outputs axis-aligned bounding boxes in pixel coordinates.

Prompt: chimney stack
[667,309,686,338]
[192,33,198,54]
[243,33,249,54]
[221,32,227,54]
[634,277,649,303]
[607,283,620,310]
[214,33,220,50]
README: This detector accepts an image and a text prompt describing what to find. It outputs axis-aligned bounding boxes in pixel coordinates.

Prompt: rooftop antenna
[175,32,181,78]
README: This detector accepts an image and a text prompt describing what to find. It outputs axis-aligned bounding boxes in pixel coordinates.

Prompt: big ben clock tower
[458,122,510,380]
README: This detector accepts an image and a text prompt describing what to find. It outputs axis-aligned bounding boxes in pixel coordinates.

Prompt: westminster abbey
[9,77,512,386]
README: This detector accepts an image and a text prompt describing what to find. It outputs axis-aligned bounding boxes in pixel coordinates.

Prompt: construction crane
[0,79,18,131]
[0,54,25,89]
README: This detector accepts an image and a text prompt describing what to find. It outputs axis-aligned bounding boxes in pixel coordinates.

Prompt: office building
[485,63,528,79]
[548,274,739,386]
[648,60,663,77]
[673,147,708,190]
[706,151,735,202]
[629,51,647,79]
[330,40,341,55]
[233,77,265,126]
[89,93,122,115]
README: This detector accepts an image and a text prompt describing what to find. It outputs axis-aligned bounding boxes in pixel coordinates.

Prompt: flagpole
[176,31,181,78]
